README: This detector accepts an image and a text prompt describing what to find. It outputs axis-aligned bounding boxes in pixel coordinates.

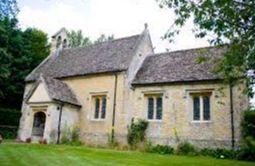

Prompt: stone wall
[62,73,127,145]
[19,75,248,148]
[18,81,80,143]
[131,82,248,148]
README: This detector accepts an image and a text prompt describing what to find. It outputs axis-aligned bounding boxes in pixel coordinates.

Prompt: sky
[17,0,210,53]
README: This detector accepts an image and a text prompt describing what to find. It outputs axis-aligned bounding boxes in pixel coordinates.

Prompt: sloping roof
[132,47,225,85]
[51,27,67,38]
[26,75,81,106]
[26,34,141,82]
[43,76,81,106]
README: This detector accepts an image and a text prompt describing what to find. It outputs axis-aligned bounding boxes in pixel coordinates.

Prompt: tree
[22,28,50,66]
[94,34,114,44]
[0,17,30,105]
[67,29,114,48]
[0,17,50,109]
[158,0,255,95]
[0,0,19,19]
[67,30,92,48]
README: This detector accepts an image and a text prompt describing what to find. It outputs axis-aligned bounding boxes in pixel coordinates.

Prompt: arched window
[63,39,67,49]
[56,36,62,49]
[32,112,46,136]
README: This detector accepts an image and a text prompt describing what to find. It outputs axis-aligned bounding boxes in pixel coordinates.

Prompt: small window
[192,95,211,121]
[62,39,67,48]
[147,95,163,120]
[93,96,107,119]
[203,96,210,120]
[148,97,154,119]
[193,96,200,121]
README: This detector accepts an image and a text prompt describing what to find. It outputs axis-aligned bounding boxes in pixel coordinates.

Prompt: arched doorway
[32,112,46,137]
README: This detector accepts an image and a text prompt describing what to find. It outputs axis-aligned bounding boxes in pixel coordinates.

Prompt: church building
[18,25,248,148]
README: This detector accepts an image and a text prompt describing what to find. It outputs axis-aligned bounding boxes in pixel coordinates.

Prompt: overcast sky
[17,0,210,53]
[16,0,255,106]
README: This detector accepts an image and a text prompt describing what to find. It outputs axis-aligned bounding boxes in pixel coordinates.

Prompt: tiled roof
[132,47,224,85]
[42,76,80,106]
[26,34,141,82]
[26,75,80,106]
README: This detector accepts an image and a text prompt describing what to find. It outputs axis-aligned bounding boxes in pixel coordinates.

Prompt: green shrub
[239,109,255,161]
[237,147,255,161]
[0,108,21,126]
[60,132,70,144]
[175,142,198,156]
[61,125,82,146]
[107,133,119,148]
[0,126,18,139]
[0,108,20,139]
[146,143,174,155]
[200,148,237,159]
[237,135,255,161]
[241,109,255,138]
[127,118,148,146]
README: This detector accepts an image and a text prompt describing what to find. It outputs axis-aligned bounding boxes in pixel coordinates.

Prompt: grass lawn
[0,142,254,166]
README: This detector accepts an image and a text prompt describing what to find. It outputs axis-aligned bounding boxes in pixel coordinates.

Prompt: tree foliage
[22,28,50,65]
[67,30,92,48]
[94,34,114,44]
[158,0,255,94]
[0,18,50,108]
[67,29,114,48]
[0,0,19,19]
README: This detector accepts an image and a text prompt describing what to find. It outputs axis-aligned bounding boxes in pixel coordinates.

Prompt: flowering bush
[39,137,47,144]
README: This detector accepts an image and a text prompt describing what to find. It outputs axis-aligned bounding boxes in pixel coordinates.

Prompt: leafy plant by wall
[61,124,82,146]
[200,148,237,159]
[127,118,148,146]
[145,142,174,155]
[241,109,255,138]
[239,109,255,161]
[175,142,198,156]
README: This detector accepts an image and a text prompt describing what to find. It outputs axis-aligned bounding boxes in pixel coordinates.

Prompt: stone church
[18,25,248,148]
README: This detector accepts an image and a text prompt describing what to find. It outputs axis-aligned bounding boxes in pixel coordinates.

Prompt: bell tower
[50,27,69,53]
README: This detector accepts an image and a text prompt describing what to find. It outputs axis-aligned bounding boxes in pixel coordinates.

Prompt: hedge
[0,126,18,139]
[0,108,21,139]
[0,108,21,126]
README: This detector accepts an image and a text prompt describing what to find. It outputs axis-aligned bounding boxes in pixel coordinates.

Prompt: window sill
[190,120,212,123]
[90,119,106,122]
[148,119,162,123]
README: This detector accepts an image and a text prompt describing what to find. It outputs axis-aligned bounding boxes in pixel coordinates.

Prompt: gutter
[57,102,64,144]
[229,84,235,149]
[111,73,118,143]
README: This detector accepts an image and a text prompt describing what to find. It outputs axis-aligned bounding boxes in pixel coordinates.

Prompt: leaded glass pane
[193,96,200,120]
[94,98,100,119]
[203,96,210,120]
[148,97,154,119]
[101,97,107,119]
[156,97,162,120]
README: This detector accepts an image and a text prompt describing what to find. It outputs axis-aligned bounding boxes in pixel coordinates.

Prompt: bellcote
[50,27,69,53]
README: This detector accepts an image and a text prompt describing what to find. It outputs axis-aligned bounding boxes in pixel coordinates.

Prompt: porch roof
[26,75,81,107]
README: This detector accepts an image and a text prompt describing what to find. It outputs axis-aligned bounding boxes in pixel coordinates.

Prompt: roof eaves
[131,78,223,86]
[24,79,41,103]
[25,51,59,81]
[53,98,81,107]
